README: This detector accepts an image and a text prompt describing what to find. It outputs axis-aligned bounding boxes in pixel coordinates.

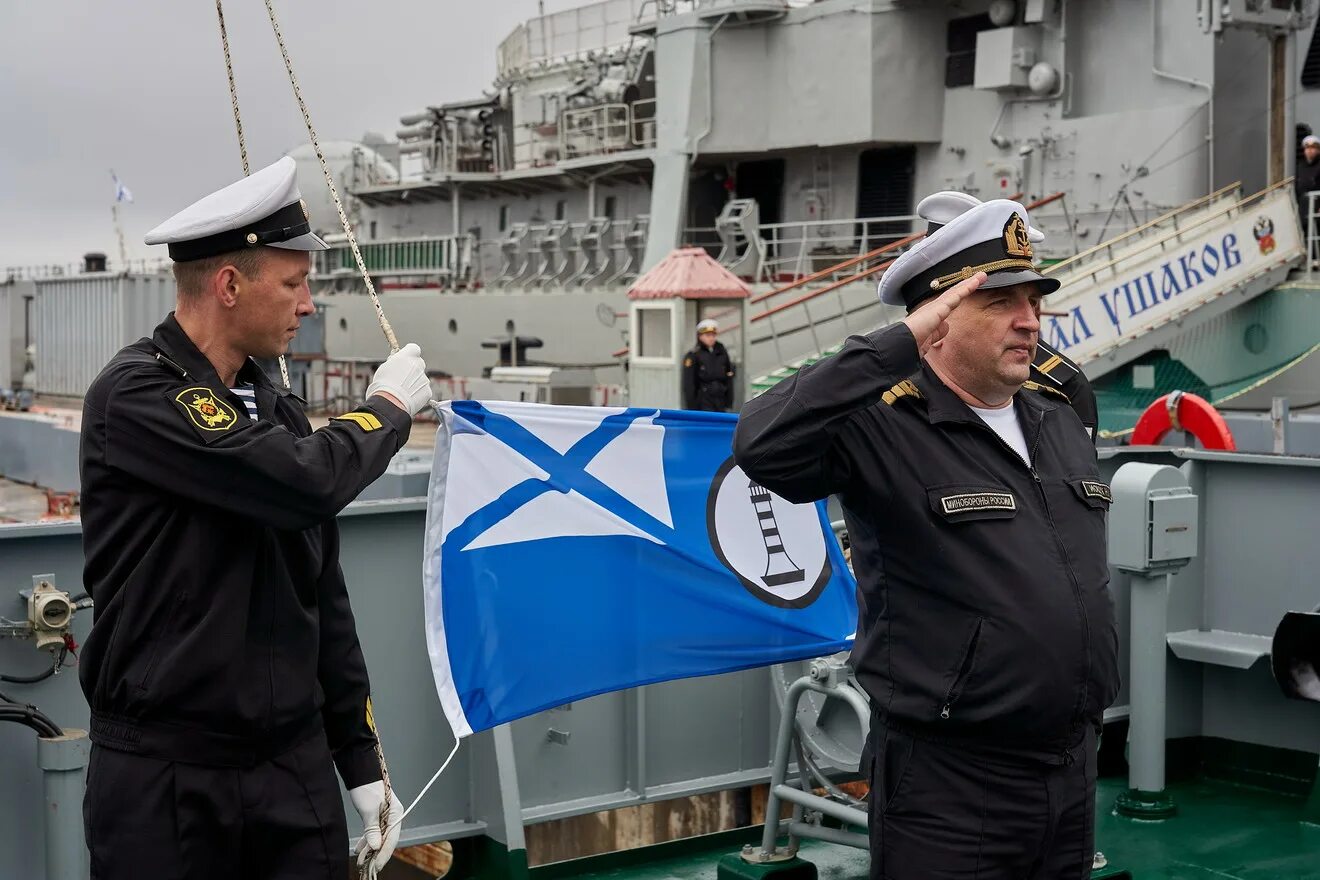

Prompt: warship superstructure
[6,2,1320,878]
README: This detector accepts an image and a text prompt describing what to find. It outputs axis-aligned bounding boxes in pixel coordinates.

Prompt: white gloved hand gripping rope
[349,780,405,879]
[366,343,433,417]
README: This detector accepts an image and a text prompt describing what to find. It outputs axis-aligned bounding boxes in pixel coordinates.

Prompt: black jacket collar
[911,360,1053,451]
[152,313,290,398]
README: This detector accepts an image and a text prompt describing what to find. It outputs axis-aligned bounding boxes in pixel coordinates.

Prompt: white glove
[366,343,432,417]
[349,780,405,878]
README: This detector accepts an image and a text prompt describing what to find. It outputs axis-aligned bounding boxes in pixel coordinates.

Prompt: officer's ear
[214,266,242,309]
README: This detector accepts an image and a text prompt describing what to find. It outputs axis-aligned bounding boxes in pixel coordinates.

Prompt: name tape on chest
[940,491,1017,515]
[1080,480,1112,503]
[173,387,238,433]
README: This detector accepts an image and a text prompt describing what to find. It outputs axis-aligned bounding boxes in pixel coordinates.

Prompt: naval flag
[111,171,133,204]
[422,400,857,737]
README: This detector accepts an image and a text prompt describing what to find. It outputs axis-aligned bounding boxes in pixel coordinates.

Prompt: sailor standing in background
[1297,134,1320,257]
[734,197,1119,879]
[78,157,435,879]
[683,318,736,411]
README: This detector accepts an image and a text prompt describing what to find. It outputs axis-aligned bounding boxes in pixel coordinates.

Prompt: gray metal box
[974,26,1040,91]
[1108,462,1198,573]
[1149,491,1198,564]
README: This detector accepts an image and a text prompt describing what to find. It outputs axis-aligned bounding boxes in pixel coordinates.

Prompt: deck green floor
[550,774,1320,880]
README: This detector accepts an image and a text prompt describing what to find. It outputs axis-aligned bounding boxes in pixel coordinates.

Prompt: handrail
[1043,180,1243,277]
[1027,191,1066,211]
[609,193,1071,362]
[749,233,924,304]
[746,191,1068,317]
[750,258,894,323]
[1046,178,1293,288]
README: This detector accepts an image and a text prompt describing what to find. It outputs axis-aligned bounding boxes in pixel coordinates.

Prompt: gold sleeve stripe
[332,411,383,432]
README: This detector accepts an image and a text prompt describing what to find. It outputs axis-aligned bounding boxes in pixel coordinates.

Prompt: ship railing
[3,258,173,282]
[559,99,657,160]
[312,234,477,288]
[497,0,655,79]
[681,212,921,284]
[728,193,1067,388]
[510,96,656,169]
[1043,181,1242,279]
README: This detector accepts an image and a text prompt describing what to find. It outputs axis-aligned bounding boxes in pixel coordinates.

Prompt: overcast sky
[0,0,582,268]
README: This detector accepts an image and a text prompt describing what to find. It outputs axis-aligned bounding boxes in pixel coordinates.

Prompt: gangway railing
[738,193,1068,383]
[1043,181,1241,281]
[1036,179,1302,375]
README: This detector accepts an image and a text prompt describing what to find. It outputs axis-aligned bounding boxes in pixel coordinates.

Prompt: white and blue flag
[111,171,133,204]
[423,400,857,737]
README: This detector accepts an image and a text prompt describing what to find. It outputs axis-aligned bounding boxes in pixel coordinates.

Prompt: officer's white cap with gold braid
[877,196,1058,310]
[916,191,1045,242]
[145,156,327,263]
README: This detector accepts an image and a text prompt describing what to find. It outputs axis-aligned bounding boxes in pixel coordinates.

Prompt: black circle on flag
[706,456,832,609]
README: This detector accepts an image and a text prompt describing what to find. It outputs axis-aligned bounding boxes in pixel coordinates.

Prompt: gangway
[746,183,1304,394]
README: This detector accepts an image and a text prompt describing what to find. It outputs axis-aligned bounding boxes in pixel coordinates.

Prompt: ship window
[555,199,567,221]
[604,196,617,219]
[946,13,994,88]
[369,221,377,240]
[499,205,509,232]
[1303,22,1320,88]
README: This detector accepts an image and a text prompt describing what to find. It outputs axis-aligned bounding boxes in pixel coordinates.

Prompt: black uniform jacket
[1297,157,1320,215]
[683,341,735,411]
[78,314,411,788]
[733,323,1119,763]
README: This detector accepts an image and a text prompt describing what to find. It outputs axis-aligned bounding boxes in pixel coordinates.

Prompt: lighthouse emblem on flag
[706,457,833,609]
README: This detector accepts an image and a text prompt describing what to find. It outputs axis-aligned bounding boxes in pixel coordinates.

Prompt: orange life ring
[1130,391,1236,450]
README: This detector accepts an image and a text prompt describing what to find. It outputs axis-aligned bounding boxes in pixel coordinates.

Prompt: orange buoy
[1130,391,1236,450]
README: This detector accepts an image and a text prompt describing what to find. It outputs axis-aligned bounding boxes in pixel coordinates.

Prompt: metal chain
[213,0,292,389]
[262,0,400,354]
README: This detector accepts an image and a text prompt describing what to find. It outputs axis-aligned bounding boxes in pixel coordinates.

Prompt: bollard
[1107,463,1198,820]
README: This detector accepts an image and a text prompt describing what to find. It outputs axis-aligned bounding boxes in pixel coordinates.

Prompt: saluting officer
[682,318,736,411]
[79,157,434,879]
[734,197,1119,880]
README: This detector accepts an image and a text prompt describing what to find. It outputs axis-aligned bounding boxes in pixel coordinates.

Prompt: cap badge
[245,232,258,245]
[299,198,309,221]
[1004,214,1032,258]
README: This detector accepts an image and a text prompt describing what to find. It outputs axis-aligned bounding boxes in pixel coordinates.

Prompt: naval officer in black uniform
[78,157,434,879]
[734,197,1119,879]
[683,318,737,412]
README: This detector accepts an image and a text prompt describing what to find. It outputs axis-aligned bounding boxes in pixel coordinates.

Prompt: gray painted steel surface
[32,273,175,397]
[0,414,81,493]
[0,281,32,390]
[0,500,776,878]
[4,449,1320,876]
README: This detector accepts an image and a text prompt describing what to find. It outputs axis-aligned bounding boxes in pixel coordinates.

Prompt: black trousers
[83,729,349,880]
[867,725,1096,880]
